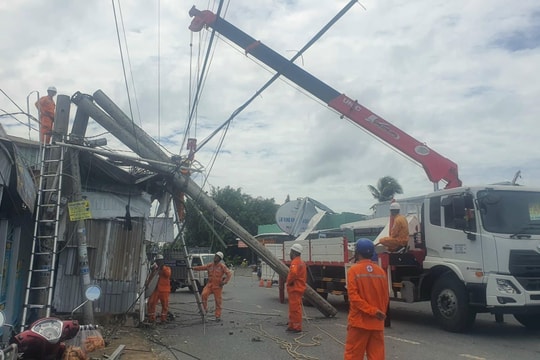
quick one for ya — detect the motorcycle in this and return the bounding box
[4,285,102,360]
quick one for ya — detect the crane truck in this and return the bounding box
[189,6,540,332]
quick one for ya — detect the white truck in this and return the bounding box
[163,251,214,293]
[372,186,540,332]
[267,187,540,333]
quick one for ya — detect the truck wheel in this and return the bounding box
[430,273,476,332]
[514,314,540,330]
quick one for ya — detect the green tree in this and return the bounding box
[183,186,278,253]
[368,176,403,202]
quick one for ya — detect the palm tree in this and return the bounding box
[368,176,403,202]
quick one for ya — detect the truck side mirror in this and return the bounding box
[454,218,477,240]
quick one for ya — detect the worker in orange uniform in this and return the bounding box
[378,202,409,252]
[286,243,307,333]
[344,238,389,360]
[146,254,171,323]
[35,86,57,144]
[193,251,232,321]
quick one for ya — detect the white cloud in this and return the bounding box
[2,0,540,216]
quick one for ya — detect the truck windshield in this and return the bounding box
[201,255,215,264]
[478,190,540,235]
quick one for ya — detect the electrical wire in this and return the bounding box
[157,0,161,143]
[0,110,39,131]
[117,0,143,127]
[195,0,360,154]
[182,0,229,155]
[189,0,361,195]
[111,0,141,156]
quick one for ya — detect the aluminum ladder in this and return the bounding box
[171,202,206,320]
[20,143,66,331]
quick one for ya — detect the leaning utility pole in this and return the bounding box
[72,90,337,318]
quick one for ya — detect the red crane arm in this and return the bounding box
[188,7,461,189]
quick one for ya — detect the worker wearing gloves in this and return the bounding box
[146,254,172,323]
[35,86,57,144]
[193,251,232,321]
[344,238,389,360]
[286,243,307,333]
[378,202,409,252]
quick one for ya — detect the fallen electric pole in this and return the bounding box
[71,90,338,318]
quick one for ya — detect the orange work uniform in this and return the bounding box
[345,259,389,360]
[193,261,232,319]
[147,265,171,322]
[379,214,409,251]
[344,259,389,360]
[286,256,307,331]
[35,95,55,143]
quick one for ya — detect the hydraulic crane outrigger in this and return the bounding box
[189,6,462,190]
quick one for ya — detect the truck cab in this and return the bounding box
[383,185,540,332]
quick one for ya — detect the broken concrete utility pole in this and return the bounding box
[72,90,338,318]
[67,101,96,324]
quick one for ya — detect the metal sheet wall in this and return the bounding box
[53,218,145,314]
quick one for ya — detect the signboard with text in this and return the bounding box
[68,200,92,221]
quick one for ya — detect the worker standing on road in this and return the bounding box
[286,243,307,333]
[193,251,232,321]
[378,202,409,252]
[344,238,389,360]
[35,86,57,144]
[146,254,171,323]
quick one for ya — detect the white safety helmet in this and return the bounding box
[47,86,57,93]
[155,254,164,260]
[215,251,224,260]
[291,243,303,254]
[390,202,401,211]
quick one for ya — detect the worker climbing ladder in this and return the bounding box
[20,143,66,331]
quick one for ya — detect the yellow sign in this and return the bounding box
[68,200,92,221]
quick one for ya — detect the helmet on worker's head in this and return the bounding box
[47,86,57,93]
[155,254,164,260]
[215,251,224,260]
[390,202,401,211]
[355,238,374,258]
[291,243,303,254]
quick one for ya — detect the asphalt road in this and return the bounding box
[147,269,540,360]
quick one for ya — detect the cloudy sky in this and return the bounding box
[1,0,540,215]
